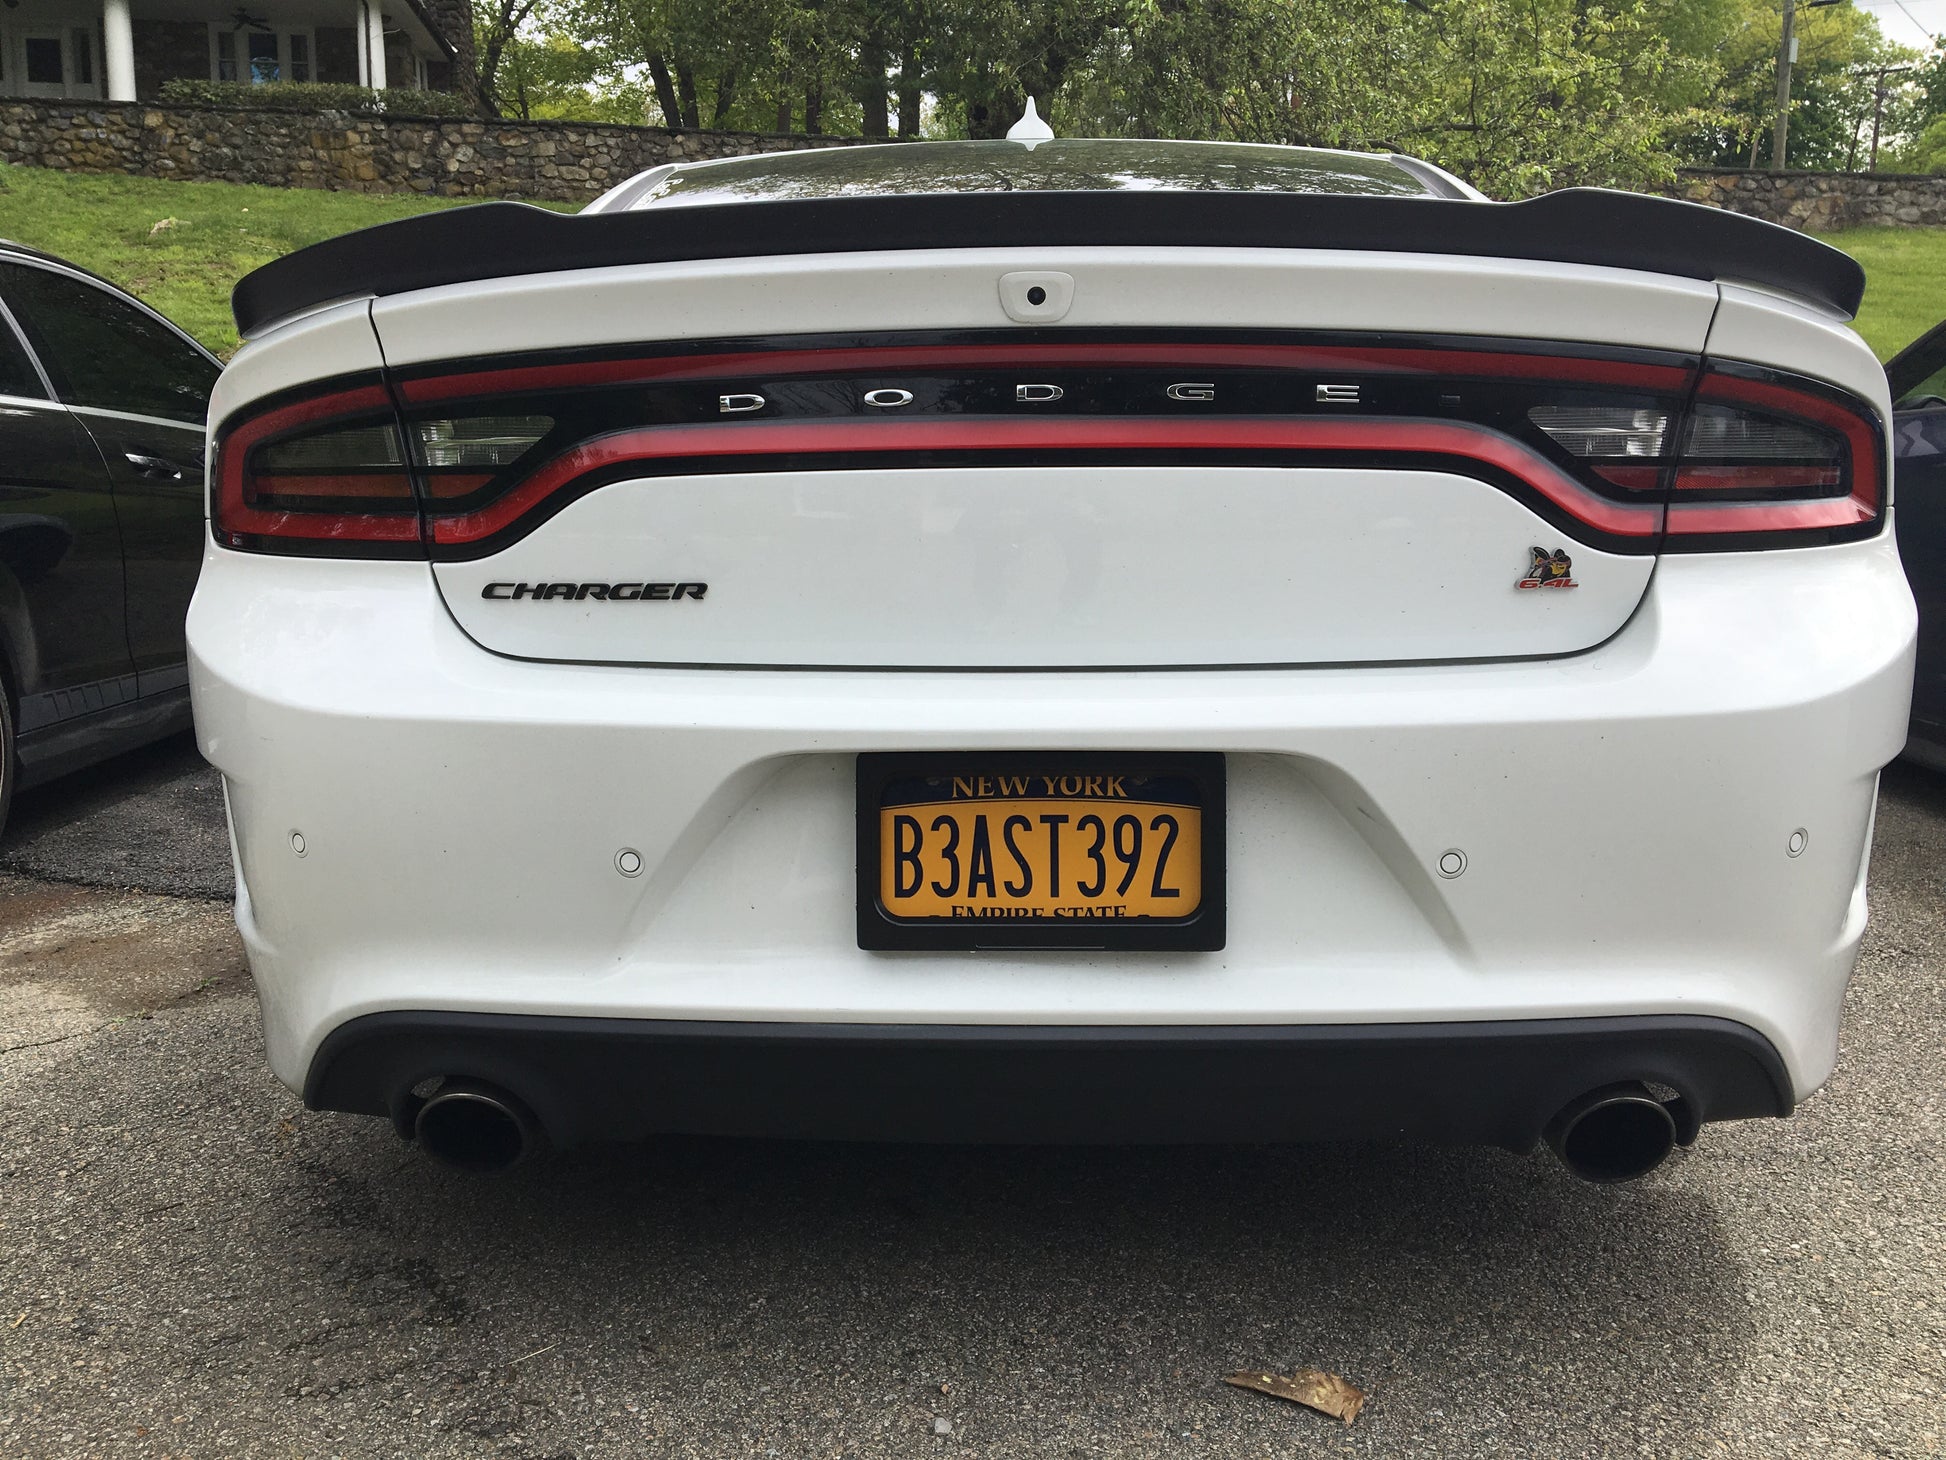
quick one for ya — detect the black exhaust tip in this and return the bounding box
[412,1079,543,1173]
[1545,1082,1680,1183]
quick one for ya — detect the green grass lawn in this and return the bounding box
[1810,227,1946,362]
[0,164,487,355]
[0,163,1940,362]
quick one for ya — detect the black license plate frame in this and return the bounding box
[856,751,1226,952]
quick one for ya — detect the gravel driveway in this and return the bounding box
[1,749,1941,1458]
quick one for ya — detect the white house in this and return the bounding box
[0,0,475,103]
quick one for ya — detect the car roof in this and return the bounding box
[596,138,1467,213]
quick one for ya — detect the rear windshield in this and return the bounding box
[616,139,1438,211]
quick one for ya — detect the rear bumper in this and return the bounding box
[308,1011,1791,1150]
[190,537,1915,1114]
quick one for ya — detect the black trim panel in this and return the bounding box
[305,1011,1793,1150]
[13,686,191,790]
[232,188,1865,337]
[16,672,142,733]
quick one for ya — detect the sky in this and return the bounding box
[1857,0,1946,49]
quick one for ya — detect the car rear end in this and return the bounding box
[189,141,1914,1178]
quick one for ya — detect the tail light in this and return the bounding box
[209,343,1885,559]
[1525,365,1881,545]
[212,389,551,554]
[1527,404,1671,493]
[1663,368,1880,541]
[212,384,420,554]
[415,415,554,500]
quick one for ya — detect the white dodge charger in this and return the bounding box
[189,137,1915,1180]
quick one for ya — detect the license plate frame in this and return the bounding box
[856,751,1226,952]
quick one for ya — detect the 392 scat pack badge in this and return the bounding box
[1517,546,1577,590]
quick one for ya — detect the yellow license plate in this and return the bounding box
[857,755,1225,951]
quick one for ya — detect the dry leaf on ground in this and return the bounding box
[1223,1366,1366,1425]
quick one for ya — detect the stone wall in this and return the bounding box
[0,99,871,202]
[9,102,1946,223]
[1666,167,1946,230]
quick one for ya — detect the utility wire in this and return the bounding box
[1858,0,1941,46]
[1892,0,1934,40]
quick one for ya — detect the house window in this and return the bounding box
[208,26,317,86]
[25,38,64,87]
[12,29,99,98]
[244,30,277,83]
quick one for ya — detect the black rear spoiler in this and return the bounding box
[231,186,1865,338]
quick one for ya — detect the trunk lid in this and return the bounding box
[430,455,1654,668]
[365,249,1715,669]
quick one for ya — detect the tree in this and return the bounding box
[475,0,546,116]
[1398,0,1719,196]
[1059,0,1424,149]
[1067,0,1718,196]
[1675,0,1916,169]
[1879,38,1946,172]
[925,0,1128,138]
[551,0,783,128]
[508,0,1927,192]
[549,0,872,133]
[493,31,653,121]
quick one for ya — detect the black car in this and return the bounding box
[1891,322,1946,768]
[0,243,218,834]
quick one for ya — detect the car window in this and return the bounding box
[1896,361,1946,410]
[622,139,1437,211]
[0,307,44,399]
[0,262,217,425]
[1887,320,1946,409]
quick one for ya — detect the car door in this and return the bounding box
[0,288,133,723]
[1887,322,1946,743]
[0,261,220,691]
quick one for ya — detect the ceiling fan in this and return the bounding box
[228,7,270,30]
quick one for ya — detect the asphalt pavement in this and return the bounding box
[1,732,229,899]
[0,748,1942,1458]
